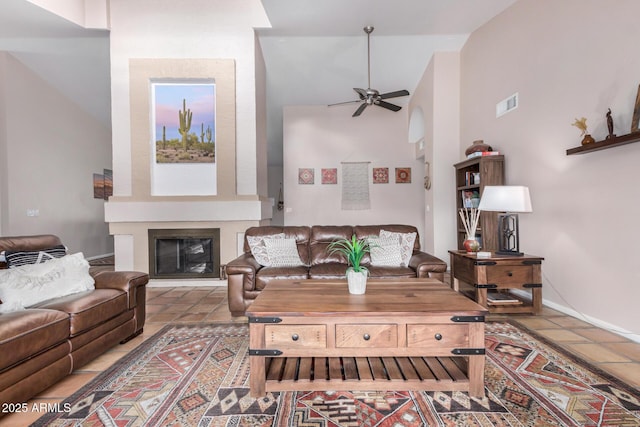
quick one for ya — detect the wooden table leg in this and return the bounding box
[249,323,266,397]
[475,287,488,308]
[452,276,460,292]
[532,287,542,314]
[468,322,485,397]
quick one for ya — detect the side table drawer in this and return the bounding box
[336,324,397,348]
[407,324,469,350]
[486,265,534,287]
[265,325,326,349]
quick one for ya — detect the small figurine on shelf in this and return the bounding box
[606,108,616,139]
[572,117,595,145]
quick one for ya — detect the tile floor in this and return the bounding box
[2,281,639,426]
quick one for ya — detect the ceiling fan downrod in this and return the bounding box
[364,26,374,90]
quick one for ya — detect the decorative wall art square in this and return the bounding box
[373,167,389,184]
[321,168,337,184]
[395,167,412,183]
[298,168,315,184]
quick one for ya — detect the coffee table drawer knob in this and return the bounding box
[434,333,443,341]
[291,334,299,341]
[363,333,371,341]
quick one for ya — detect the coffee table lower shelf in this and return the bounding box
[261,355,474,393]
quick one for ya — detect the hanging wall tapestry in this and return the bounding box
[341,162,370,210]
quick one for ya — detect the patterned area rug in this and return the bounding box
[32,322,640,426]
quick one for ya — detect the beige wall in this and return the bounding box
[282,105,427,247]
[460,0,640,338]
[0,52,112,256]
[409,52,461,261]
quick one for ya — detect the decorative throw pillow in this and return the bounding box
[368,235,403,266]
[0,252,95,313]
[263,238,304,267]
[247,233,285,266]
[379,230,417,266]
[5,244,67,268]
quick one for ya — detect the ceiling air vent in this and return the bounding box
[496,93,518,118]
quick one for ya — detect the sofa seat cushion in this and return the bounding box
[255,266,308,291]
[34,289,128,336]
[309,263,348,279]
[367,265,416,279]
[0,309,70,372]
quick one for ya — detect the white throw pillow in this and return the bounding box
[247,233,285,266]
[368,235,403,266]
[263,238,304,267]
[0,252,95,313]
[380,230,417,266]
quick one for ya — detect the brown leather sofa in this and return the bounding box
[226,225,447,316]
[0,235,148,408]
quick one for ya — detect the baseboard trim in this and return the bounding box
[148,279,227,288]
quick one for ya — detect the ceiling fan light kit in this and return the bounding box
[329,26,410,117]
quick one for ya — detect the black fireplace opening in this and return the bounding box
[148,228,220,279]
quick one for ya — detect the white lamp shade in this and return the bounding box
[478,186,532,213]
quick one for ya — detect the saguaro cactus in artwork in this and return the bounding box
[178,99,192,150]
[162,126,167,149]
[200,123,205,143]
[206,126,213,143]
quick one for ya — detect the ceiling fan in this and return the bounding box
[329,26,410,117]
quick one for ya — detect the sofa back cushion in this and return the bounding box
[0,235,63,269]
[354,225,420,265]
[309,226,354,265]
[354,225,420,251]
[243,226,310,266]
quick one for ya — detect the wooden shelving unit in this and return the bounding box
[566,132,640,155]
[453,156,504,252]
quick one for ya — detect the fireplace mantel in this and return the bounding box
[105,199,272,223]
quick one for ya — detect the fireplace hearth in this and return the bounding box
[148,228,220,279]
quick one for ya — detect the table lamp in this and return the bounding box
[478,186,532,256]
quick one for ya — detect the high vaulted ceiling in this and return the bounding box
[0,0,517,165]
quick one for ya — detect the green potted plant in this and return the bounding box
[328,234,371,294]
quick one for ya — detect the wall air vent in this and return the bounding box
[496,93,518,117]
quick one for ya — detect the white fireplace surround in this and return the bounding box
[105,200,271,222]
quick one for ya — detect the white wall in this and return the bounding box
[0,52,112,256]
[282,105,427,246]
[460,0,640,338]
[108,0,270,197]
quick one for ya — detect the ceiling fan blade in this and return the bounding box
[353,88,368,100]
[380,89,410,99]
[328,99,362,107]
[353,103,368,117]
[375,100,402,112]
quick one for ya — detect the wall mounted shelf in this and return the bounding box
[566,132,640,155]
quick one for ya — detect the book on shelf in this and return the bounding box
[487,292,521,305]
[467,151,501,159]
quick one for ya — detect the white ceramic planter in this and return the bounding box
[346,268,368,294]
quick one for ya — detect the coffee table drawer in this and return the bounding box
[336,324,397,348]
[265,325,327,349]
[407,324,469,350]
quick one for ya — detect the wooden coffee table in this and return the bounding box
[246,278,488,397]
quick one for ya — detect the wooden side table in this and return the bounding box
[448,250,544,314]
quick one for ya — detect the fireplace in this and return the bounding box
[148,228,220,279]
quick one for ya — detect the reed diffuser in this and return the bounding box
[459,208,481,253]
